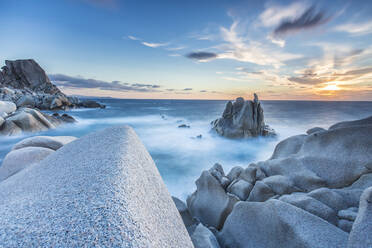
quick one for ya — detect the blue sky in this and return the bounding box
[1,0,372,100]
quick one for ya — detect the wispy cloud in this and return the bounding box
[217,20,301,68]
[50,74,161,92]
[183,88,193,91]
[141,41,169,48]
[273,5,330,37]
[259,2,308,27]
[334,20,372,36]
[127,35,169,48]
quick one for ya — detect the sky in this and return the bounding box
[1,0,372,100]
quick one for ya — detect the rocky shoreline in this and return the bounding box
[0,59,105,135]
[0,116,371,247]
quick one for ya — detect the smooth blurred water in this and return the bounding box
[1,99,372,199]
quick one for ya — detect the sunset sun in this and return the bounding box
[321,84,341,91]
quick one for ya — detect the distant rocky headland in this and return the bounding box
[0,116,371,247]
[0,59,105,135]
[211,94,275,138]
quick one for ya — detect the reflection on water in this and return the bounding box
[1,99,372,199]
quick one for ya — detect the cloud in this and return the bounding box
[217,20,301,68]
[334,20,372,36]
[166,46,186,51]
[259,2,308,27]
[49,74,161,92]
[186,51,218,61]
[273,5,330,36]
[128,35,140,40]
[183,88,193,91]
[200,90,207,92]
[288,66,372,85]
[141,41,168,48]
[127,35,169,48]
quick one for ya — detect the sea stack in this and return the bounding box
[211,93,275,138]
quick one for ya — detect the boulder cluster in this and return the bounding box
[0,59,105,110]
[0,100,76,136]
[211,94,275,138]
[176,116,372,248]
[0,135,77,181]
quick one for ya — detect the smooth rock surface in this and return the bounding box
[187,170,238,229]
[0,126,193,247]
[0,146,54,181]
[12,136,77,151]
[347,187,372,248]
[191,223,220,248]
[218,200,348,248]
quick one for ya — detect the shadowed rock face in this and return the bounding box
[0,126,193,247]
[1,59,61,94]
[0,59,105,110]
[211,94,275,138]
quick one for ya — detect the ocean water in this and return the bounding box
[1,99,372,199]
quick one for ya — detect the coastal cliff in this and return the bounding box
[0,59,104,110]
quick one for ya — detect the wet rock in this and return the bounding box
[191,223,220,248]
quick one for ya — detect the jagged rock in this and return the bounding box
[6,108,55,132]
[0,146,54,181]
[279,193,338,225]
[0,60,105,110]
[211,94,275,138]
[226,179,253,201]
[0,116,4,127]
[191,223,220,248]
[12,136,77,151]
[247,181,275,202]
[187,170,239,229]
[0,108,75,136]
[218,200,348,248]
[347,187,372,248]
[262,175,299,195]
[307,187,348,211]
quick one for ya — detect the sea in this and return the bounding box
[1,99,372,199]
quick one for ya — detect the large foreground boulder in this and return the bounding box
[0,126,193,247]
[211,94,275,138]
[218,200,348,248]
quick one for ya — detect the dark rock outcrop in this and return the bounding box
[211,94,275,138]
[0,59,105,110]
